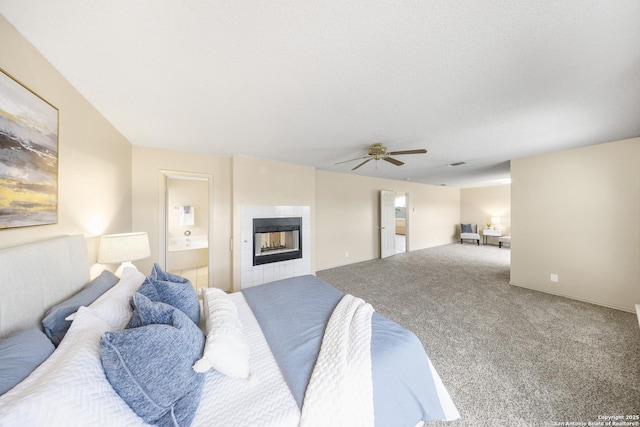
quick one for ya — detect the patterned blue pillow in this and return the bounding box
[461,223,473,233]
[150,263,190,284]
[138,275,200,325]
[127,292,175,329]
[101,293,205,426]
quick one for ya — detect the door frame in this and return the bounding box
[159,169,214,287]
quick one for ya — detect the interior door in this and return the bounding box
[380,190,396,259]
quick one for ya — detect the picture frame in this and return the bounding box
[0,68,59,229]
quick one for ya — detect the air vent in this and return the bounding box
[448,161,467,167]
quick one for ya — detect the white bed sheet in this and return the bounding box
[192,292,300,426]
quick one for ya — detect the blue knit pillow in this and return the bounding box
[138,275,200,325]
[461,223,473,233]
[101,294,205,426]
[150,263,191,284]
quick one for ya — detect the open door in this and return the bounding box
[380,190,396,258]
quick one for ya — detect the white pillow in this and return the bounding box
[89,268,146,330]
[0,307,145,426]
[193,288,250,379]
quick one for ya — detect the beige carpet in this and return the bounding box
[317,243,640,427]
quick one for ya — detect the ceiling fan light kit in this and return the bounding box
[336,143,427,171]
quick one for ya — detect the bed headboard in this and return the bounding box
[0,235,90,338]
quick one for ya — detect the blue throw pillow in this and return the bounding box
[42,270,119,345]
[150,263,191,284]
[127,292,178,329]
[461,223,473,233]
[101,293,205,426]
[0,328,55,395]
[138,275,200,325]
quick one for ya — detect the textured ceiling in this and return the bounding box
[1,1,639,187]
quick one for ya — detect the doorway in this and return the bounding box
[380,190,409,259]
[160,171,213,295]
[394,193,407,254]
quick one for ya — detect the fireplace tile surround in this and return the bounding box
[241,205,311,288]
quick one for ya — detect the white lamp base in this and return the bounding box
[115,261,139,278]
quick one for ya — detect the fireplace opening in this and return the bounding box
[253,217,302,266]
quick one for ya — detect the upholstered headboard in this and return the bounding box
[0,235,89,338]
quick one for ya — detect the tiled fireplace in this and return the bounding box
[241,205,310,288]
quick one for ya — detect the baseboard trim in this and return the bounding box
[509,281,635,314]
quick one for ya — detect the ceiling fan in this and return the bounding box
[335,143,428,170]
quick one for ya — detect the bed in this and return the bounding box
[0,235,459,426]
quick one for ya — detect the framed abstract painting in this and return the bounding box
[0,68,59,229]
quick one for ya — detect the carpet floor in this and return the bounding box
[316,243,640,427]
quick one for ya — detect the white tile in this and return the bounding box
[241,275,251,287]
[262,263,274,273]
[242,281,256,290]
[252,269,263,284]
[263,268,274,283]
[283,263,294,278]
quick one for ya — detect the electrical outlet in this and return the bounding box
[345,251,349,258]
[550,273,559,283]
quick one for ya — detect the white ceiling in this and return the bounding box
[2,1,639,187]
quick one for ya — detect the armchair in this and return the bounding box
[460,224,480,245]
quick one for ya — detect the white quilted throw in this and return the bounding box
[300,294,375,427]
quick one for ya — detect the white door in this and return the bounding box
[380,190,396,259]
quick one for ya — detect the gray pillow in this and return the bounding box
[461,223,473,233]
[0,328,55,395]
[101,293,205,426]
[138,274,200,325]
[42,270,119,346]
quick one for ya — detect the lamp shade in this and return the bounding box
[98,232,150,264]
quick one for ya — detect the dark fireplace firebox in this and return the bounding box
[253,217,302,266]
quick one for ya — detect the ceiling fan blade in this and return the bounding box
[383,157,404,166]
[387,149,427,155]
[352,158,372,170]
[334,155,369,165]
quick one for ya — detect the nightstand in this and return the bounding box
[482,229,502,245]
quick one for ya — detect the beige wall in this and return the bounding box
[511,137,640,313]
[461,184,511,239]
[0,16,132,272]
[131,146,232,289]
[315,170,460,270]
[231,156,317,291]
[133,152,459,290]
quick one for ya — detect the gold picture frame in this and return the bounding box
[0,68,59,229]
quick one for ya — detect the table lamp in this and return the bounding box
[490,216,501,229]
[98,232,150,277]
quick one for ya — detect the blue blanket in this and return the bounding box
[242,275,451,427]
